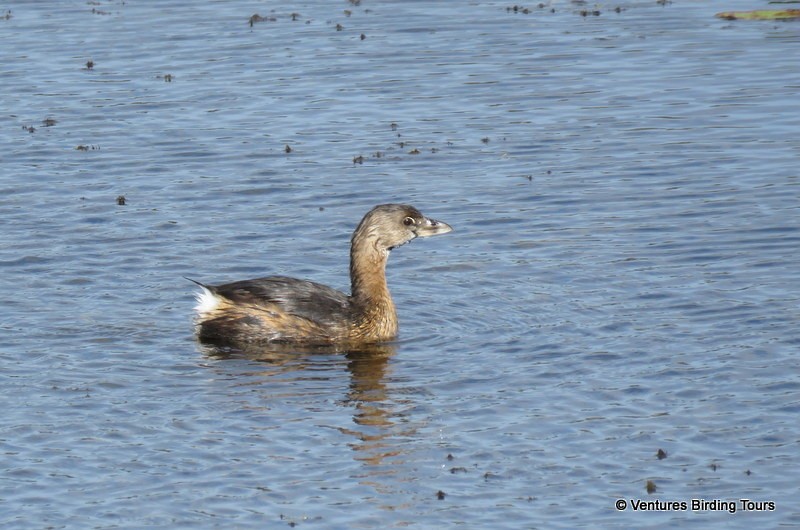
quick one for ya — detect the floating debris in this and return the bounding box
[75,144,100,151]
[716,9,800,20]
[506,4,553,14]
[507,5,531,14]
[248,13,276,27]
[646,480,657,494]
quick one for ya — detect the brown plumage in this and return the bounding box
[191,204,452,346]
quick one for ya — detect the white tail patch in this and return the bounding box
[194,286,220,317]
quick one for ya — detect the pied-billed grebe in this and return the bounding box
[191,204,452,346]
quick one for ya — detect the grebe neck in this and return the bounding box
[349,240,397,340]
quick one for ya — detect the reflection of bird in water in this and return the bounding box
[344,346,394,425]
[341,345,412,466]
[190,204,452,347]
[201,341,409,469]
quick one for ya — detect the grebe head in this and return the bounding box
[353,204,453,252]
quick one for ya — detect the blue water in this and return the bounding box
[2,1,799,528]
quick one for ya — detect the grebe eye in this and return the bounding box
[403,216,415,226]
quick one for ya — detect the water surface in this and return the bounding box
[2,1,799,528]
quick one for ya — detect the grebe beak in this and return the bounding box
[416,216,453,238]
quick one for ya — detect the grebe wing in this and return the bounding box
[210,276,350,325]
